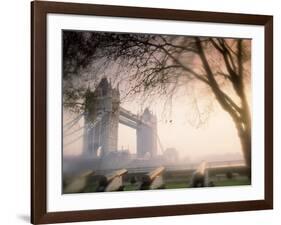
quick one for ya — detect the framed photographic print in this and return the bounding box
[31,1,273,224]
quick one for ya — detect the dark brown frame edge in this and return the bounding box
[31,1,273,224]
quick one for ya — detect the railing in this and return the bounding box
[120,160,245,174]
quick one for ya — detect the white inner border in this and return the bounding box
[47,14,265,212]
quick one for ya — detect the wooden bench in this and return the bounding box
[191,161,209,187]
[140,166,165,190]
[96,169,128,192]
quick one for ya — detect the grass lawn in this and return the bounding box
[165,182,190,189]
[63,168,251,193]
[213,177,250,187]
[81,177,250,193]
[123,184,139,191]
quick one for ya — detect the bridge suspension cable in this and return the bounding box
[64,133,84,148]
[156,133,165,154]
[63,112,106,148]
[145,123,165,154]
[64,125,85,137]
[63,112,84,132]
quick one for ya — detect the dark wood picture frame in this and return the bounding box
[31,1,273,224]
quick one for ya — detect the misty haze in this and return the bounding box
[62,30,251,193]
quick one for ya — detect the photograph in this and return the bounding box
[62,30,252,194]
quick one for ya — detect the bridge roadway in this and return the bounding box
[119,107,151,129]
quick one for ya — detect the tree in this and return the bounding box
[63,32,252,174]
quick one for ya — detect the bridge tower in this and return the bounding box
[137,108,158,158]
[83,78,120,157]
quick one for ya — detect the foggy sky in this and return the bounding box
[63,33,251,163]
[63,80,247,162]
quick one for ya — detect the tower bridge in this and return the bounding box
[83,78,158,158]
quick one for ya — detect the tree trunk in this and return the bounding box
[239,125,251,179]
[194,38,252,179]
